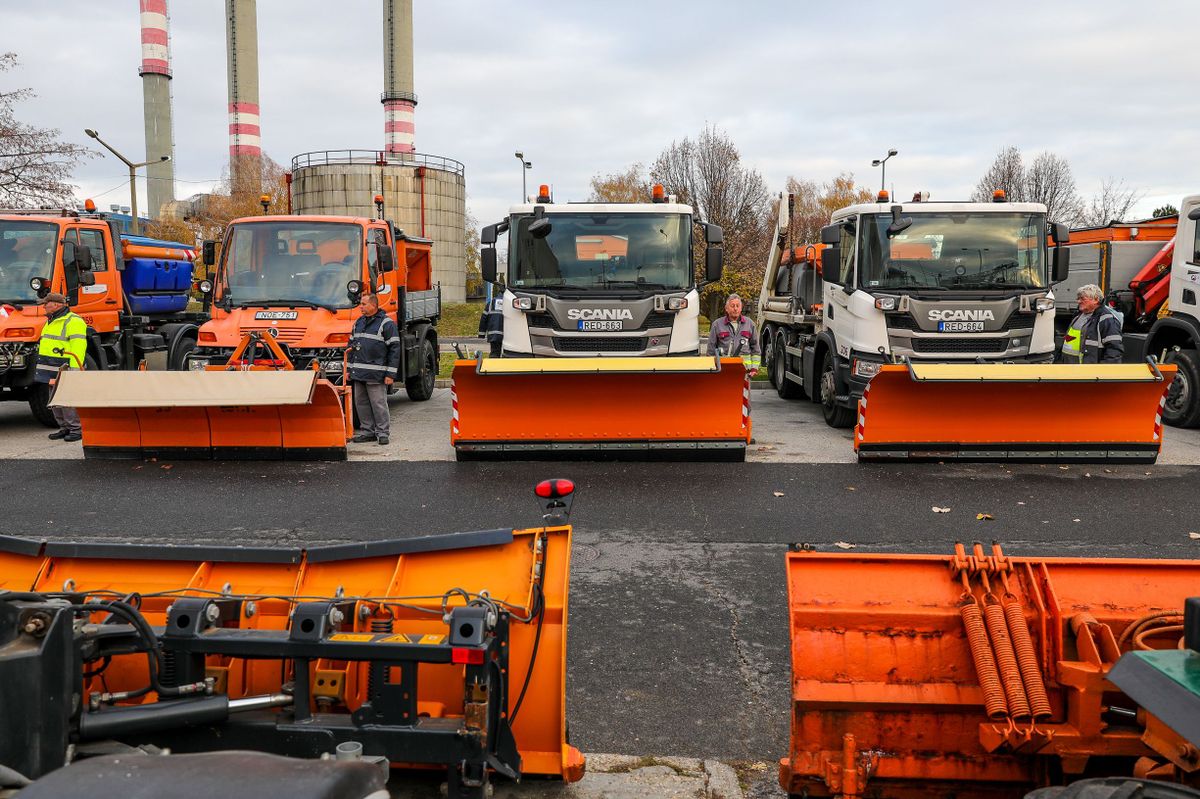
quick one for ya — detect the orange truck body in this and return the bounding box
[0,210,203,426]
[192,215,439,394]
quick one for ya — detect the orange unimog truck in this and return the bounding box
[0,207,205,426]
[190,208,441,401]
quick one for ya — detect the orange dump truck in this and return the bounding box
[189,211,440,400]
[0,207,205,426]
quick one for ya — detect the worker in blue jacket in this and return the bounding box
[348,293,401,445]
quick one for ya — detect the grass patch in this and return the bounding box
[726,760,770,794]
[437,351,457,378]
[604,756,688,775]
[438,301,485,337]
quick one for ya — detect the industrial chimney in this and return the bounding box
[139,0,176,218]
[382,0,416,154]
[225,0,262,193]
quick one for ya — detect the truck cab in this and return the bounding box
[1143,194,1200,426]
[479,186,723,357]
[759,194,1071,427]
[191,214,441,399]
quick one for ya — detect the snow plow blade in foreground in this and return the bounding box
[0,483,583,798]
[781,543,1200,798]
[855,359,1176,463]
[50,331,349,461]
[450,355,751,461]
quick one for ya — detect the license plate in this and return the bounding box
[578,320,623,331]
[254,311,298,320]
[938,321,984,332]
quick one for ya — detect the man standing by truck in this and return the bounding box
[349,293,401,445]
[35,292,87,442]
[708,294,760,376]
[1060,284,1124,364]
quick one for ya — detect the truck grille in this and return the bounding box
[240,326,305,343]
[911,337,1008,354]
[1004,311,1037,329]
[886,314,919,330]
[553,337,648,353]
[889,311,1038,332]
[527,312,674,332]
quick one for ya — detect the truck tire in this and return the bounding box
[404,337,437,402]
[774,338,805,400]
[1163,349,1200,428]
[168,337,196,371]
[819,348,854,428]
[29,355,99,428]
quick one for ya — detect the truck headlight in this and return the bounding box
[667,296,688,310]
[873,295,897,311]
[853,359,882,378]
[511,296,533,311]
[187,357,208,371]
[1035,297,1055,312]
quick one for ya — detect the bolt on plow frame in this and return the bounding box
[855,359,1177,463]
[50,330,350,461]
[781,542,1200,798]
[0,481,584,798]
[450,354,752,461]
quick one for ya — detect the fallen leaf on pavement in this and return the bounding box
[1073,518,1081,522]
[846,486,856,491]
[931,506,951,513]
[773,491,785,497]
[976,513,994,521]
[834,541,856,549]
[1017,501,1026,505]
[160,464,173,470]
[1189,532,1200,540]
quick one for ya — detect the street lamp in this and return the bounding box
[84,128,170,235]
[514,150,532,201]
[870,148,899,195]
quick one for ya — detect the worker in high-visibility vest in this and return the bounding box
[35,292,88,442]
[707,293,761,374]
[1060,284,1124,364]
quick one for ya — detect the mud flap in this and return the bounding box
[854,360,1176,463]
[450,355,751,461]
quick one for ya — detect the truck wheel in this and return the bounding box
[404,337,437,402]
[819,349,854,428]
[169,337,196,371]
[1163,349,1200,428]
[29,355,99,428]
[774,338,805,400]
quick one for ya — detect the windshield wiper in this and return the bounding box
[233,299,337,313]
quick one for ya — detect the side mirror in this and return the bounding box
[481,223,498,246]
[820,224,841,246]
[347,279,363,303]
[1188,207,1200,221]
[886,205,912,237]
[377,244,394,273]
[1051,222,1070,245]
[704,246,723,283]
[481,248,497,284]
[1052,246,1071,283]
[529,218,552,239]
[74,244,93,272]
[700,222,724,245]
[821,247,840,282]
[202,240,217,266]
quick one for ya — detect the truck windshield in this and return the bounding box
[509,213,692,290]
[221,221,362,309]
[0,220,56,303]
[859,212,1046,290]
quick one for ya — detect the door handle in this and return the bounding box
[104,299,117,304]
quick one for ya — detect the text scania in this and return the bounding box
[566,308,635,321]
[927,309,996,322]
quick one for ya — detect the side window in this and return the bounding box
[366,229,388,285]
[76,229,108,272]
[1192,218,1200,266]
[839,222,856,286]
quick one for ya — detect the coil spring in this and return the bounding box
[1003,596,1051,719]
[367,618,394,700]
[984,598,1031,719]
[961,600,1008,720]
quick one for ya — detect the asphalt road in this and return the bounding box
[6,458,1200,773]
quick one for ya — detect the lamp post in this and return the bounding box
[871,148,899,195]
[84,129,170,235]
[514,150,532,201]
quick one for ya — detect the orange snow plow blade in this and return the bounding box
[450,355,751,461]
[855,360,1176,463]
[781,543,1200,798]
[0,523,583,783]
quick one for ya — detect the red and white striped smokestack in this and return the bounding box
[225,0,262,191]
[383,0,416,154]
[139,0,175,217]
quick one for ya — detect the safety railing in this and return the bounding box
[290,150,465,177]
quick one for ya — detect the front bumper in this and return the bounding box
[0,343,37,391]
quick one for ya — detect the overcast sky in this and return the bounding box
[6,1,1197,226]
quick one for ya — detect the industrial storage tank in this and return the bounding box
[290,150,466,303]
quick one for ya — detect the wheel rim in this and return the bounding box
[820,363,836,408]
[1166,367,1190,418]
[423,344,436,391]
[774,347,785,390]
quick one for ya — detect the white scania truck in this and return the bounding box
[479,185,723,356]
[757,191,1071,427]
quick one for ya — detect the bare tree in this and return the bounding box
[589,163,651,203]
[1023,152,1082,224]
[971,146,1025,202]
[1077,178,1144,227]
[650,125,771,319]
[0,53,91,207]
